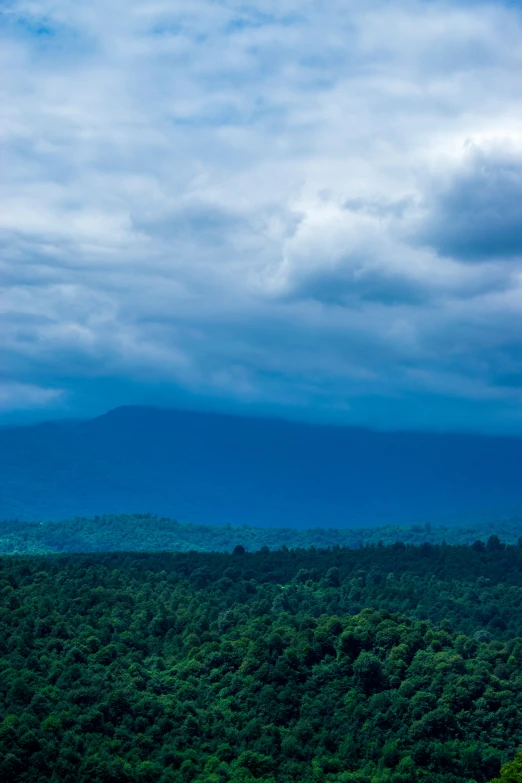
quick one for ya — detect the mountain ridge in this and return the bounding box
[2,404,522,526]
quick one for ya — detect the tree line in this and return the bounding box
[1,513,522,555]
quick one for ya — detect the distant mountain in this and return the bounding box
[2,405,522,527]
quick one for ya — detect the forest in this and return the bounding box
[2,513,522,555]
[2,539,522,782]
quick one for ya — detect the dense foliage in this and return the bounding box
[491,750,522,782]
[2,542,522,782]
[2,513,522,555]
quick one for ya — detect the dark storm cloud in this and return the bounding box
[419,148,522,261]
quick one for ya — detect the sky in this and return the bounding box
[2,0,522,432]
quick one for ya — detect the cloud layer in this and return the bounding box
[2,0,522,430]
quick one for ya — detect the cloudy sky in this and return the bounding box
[2,0,522,431]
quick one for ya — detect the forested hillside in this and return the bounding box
[3,405,522,526]
[2,542,522,782]
[1,513,522,555]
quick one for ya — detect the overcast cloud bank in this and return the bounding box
[2,0,522,431]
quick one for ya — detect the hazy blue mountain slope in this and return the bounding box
[2,405,522,526]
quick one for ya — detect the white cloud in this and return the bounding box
[0,381,64,411]
[2,0,522,429]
